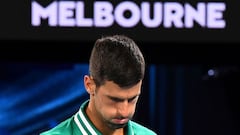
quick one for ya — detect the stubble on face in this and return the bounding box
[90,80,141,133]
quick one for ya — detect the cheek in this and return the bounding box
[129,100,139,114]
[94,95,116,114]
[130,103,137,112]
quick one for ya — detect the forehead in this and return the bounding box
[98,80,142,97]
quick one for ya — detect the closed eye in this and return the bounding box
[128,96,138,102]
[108,95,139,103]
[110,97,124,102]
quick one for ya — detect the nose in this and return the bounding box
[117,100,129,117]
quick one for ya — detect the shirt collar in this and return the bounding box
[74,100,134,135]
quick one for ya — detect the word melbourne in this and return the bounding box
[31,1,226,29]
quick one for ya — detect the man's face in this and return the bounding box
[93,80,142,129]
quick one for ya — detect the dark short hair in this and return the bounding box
[89,35,145,88]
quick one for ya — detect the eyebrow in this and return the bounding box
[107,94,140,102]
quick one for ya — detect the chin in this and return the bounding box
[108,123,127,129]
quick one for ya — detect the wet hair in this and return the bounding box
[89,35,145,88]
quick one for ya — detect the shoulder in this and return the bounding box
[40,117,74,135]
[129,121,157,135]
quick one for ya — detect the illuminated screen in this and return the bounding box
[0,0,239,43]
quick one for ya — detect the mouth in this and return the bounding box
[112,118,129,124]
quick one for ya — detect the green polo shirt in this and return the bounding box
[40,100,157,135]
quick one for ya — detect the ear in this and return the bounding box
[84,75,96,95]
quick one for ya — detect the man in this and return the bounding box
[40,35,157,135]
